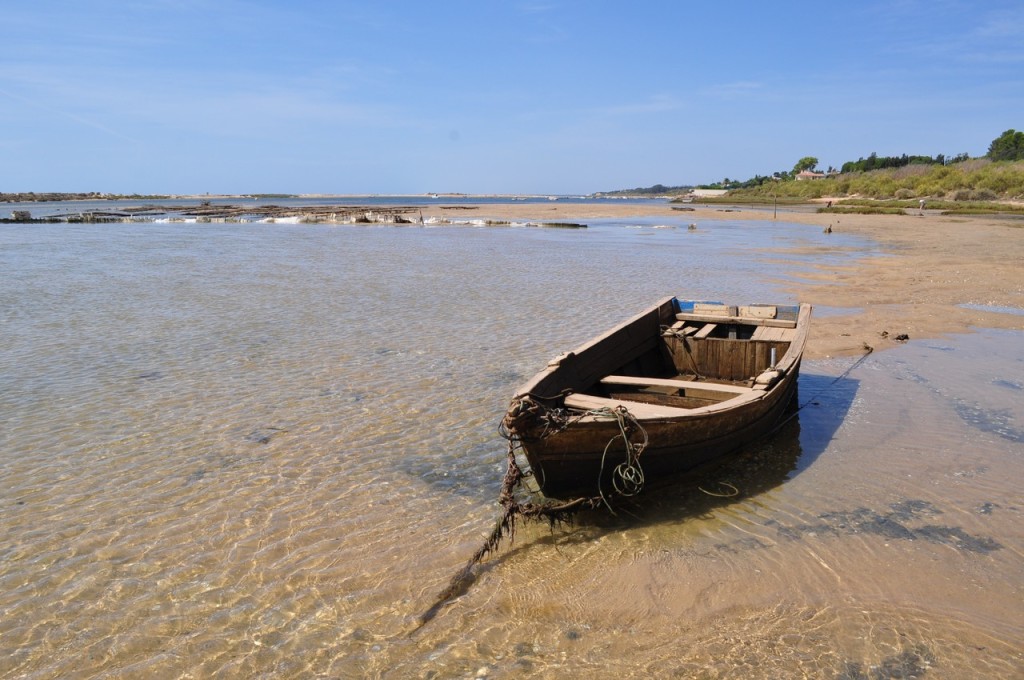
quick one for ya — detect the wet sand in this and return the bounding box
[421,202,1024,359]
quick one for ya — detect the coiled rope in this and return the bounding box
[595,405,648,509]
[418,346,873,630]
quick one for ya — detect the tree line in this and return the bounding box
[840,151,970,173]
[694,129,1020,192]
[987,129,1024,161]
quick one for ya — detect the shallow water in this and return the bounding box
[1,217,1021,678]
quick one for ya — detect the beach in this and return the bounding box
[420,201,1024,358]
[1,205,1022,677]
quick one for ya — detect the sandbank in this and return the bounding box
[419,202,1024,360]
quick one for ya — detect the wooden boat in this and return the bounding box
[502,297,811,499]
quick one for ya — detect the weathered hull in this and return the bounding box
[522,363,799,497]
[505,297,811,500]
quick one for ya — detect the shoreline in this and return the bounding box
[419,202,1024,360]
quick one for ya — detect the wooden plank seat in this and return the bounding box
[601,375,753,394]
[563,393,692,418]
[676,312,797,329]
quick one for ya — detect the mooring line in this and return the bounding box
[415,347,875,632]
[785,345,874,426]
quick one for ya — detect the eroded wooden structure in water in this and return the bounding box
[2,204,423,224]
[4,204,587,228]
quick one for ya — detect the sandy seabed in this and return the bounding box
[420,202,1024,360]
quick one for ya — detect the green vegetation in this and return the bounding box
[987,129,1024,161]
[720,159,1024,202]
[793,156,819,173]
[660,130,1024,206]
[825,198,1024,216]
[829,198,1024,211]
[597,183,693,196]
[817,206,908,215]
[840,151,969,173]
[682,130,1024,205]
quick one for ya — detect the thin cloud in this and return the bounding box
[875,4,1024,66]
[2,56,407,143]
[0,85,141,144]
[971,7,1024,38]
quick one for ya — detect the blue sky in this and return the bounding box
[2,1,1022,195]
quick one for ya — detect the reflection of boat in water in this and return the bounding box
[502,297,811,500]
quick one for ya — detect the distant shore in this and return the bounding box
[4,195,1021,359]
[418,201,1024,360]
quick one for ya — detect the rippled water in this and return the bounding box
[1,217,1021,678]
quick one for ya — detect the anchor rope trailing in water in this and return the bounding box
[417,399,643,629]
[775,344,875,433]
[419,348,874,629]
[415,439,602,629]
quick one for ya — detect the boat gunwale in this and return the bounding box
[505,297,811,496]
[512,295,677,401]
[511,298,810,417]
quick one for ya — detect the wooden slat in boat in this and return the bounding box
[563,393,692,418]
[694,323,717,339]
[738,305,777,318]
[671,335,793,382]
[676,312,797,328]
[601,375,752,394]
[567,388,766,419]
[693,302,736,316]
[751,326,796,342]
[662,320,698,337]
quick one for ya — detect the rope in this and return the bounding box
[699,482,739,497]
[662,324,704,379]
[590,406,648,511]
[418,347,874,630]
[772,345,874,433]
[414,437,602,631]
[504,398,650,510]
